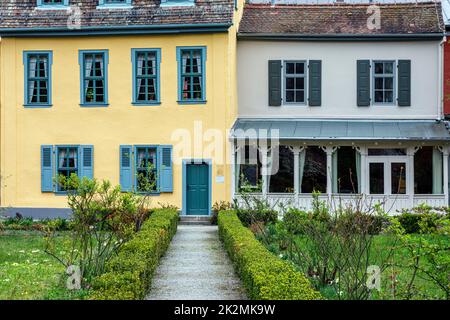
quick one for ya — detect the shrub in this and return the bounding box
[397,211,444,234]
[211,201,232,225]
[283,208,309,235]
[89,208,178,300]
[218,210,321,300]
[236,209,277,227]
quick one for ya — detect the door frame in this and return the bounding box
[182,159,212,216]
[366,155,409,195]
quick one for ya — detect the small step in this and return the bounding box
[179,216,211,225]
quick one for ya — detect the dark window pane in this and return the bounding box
[286,90,294,102]
[295,63,304,74]
[374,90,383,103]
[286,78,294,90]
[391,162,406,194]
[385,91,393,103]
[385,77,393,90]
[414,147,433,194]
[295,77,304,90]
[374,63,383,74]
[384,62,394,74]
[337,146,358,194]
[301,146,327,193]
[368,149,406,156]
[286,63,294,74]
[369,163,384,194]
[375,78,383,90]
[269,146,294,193]
[295,90,304,103]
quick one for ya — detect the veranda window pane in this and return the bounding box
[337,146,358,194]
[369,163,384,194]
[269,146,294,193]
[391,162,406,195]
[301,146,327,193]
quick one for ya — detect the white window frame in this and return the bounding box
[372,60,396,106]
[283,60,307,106]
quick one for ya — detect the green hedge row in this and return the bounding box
[89,208,178,300]
[218,210,322,300]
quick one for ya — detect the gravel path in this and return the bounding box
[146,225,247,300]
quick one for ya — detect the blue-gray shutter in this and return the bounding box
[41,145,54,192]
[159,145,173,193]
[357,60,371,106]
[268,60,282,106]
[308,60,322,106]
[398,60,411,107]
[80,145,93,180]
[120,145,133,192]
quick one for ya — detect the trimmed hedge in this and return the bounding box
[218,210,322,300]
[89,208,178,300]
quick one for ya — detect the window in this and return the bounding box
[24,51,52,107]
[373,61,395,104]
[57,146,79,191]
[177,47,206,103]
[269,146,294,193]
[301,146,327,193]
[160,0,195,7]
[135,147,158,193]
[41,145,93,193]
[79,50,108,106]
[132,49,161,104]
[119,145,173,194]
[284,61,306,104]
[414,147,443,194]
[336,147,359,194]
[98,0,132,7]
[37,0,69,7]
[237,145,262,192]
[368,148,406,156]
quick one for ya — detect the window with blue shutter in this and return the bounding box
[159,145,173,192]
[120,145,133,192]
[41,145,54,192]
[120,144,173,194]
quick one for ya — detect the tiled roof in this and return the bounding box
[239,2,444,36]
[0,0,233,31]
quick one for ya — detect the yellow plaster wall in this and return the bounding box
[0,31,237,209]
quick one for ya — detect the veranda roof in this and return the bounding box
[231,119,450,141]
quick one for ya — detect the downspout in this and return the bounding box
[438,36,446,120]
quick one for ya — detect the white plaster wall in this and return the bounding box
[237,41,441,119]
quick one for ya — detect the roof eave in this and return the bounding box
[237,33,444,41]
[0,23,232,37]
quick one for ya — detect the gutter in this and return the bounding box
[237,33,445,41]
[0,23,232,37]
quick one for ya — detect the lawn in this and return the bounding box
[0,230,87,300]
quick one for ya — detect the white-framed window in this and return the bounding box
[283,60,306,105]
[372,60,395,105]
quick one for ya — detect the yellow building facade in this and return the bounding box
[0,1,243,217]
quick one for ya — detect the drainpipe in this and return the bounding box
[438,36,446,120]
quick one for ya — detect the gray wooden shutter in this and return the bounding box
[308,60,322,106]
[357,60,371,107]
[268,60,282,106]
[397,60,411,107]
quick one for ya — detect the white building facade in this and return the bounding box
[231,2,450,213]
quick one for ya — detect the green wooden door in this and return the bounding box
[186,163,209,215]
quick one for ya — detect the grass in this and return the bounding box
[0,230,88,300]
